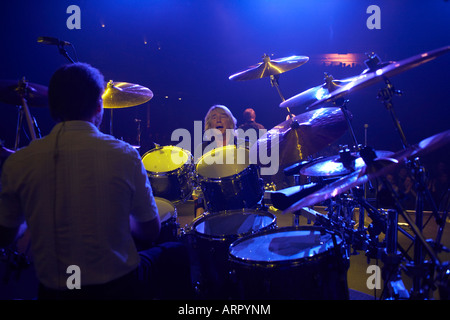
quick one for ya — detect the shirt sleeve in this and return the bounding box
[130,154,159,222]
[0,157,25,228]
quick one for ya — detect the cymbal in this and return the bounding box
[279,73,356,110]
[300,149,394,177]
[250,107,349,168]
[102,80,153,109]
[307,45,450,109]
[229,54,309,81]
[283,129,450,214]
[0,79,48,108]
[390,128,450,164]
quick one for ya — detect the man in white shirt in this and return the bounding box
[0,63,192,299]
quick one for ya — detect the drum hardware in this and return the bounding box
[285,129,450,299]
[0,78,46,148]
[267,183,324,210]
[102,80,153,135]
[282,46,450,299]
[134,118,142,148]
[374,70,446,298]
[37,36,77,64]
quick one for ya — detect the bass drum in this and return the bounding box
[229,226,350,300]
[184,209,277,299]
[196,145,264,213]
[142,146,194,203]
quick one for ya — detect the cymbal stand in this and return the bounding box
[269,74,296,120]
[334,98,360,152]
[377,77,443,299]
[135,118,142,148]
[14,78,40,149]
[334,98,372,241]
[380,174,441,299]
[377,78,408,149]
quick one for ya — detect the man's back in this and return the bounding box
[1,121,157,289]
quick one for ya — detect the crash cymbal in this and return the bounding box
[279,73,356,110]
[283,129,450,214]
[300,149,394,177]
[102,80,153,109]
[307,45,450,109]
[390,129,450,164]
[250,107,349,168]
[0,79,48,108]
[229,54,309,81]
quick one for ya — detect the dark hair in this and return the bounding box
[243,108,256,122]
[48,62,105,122]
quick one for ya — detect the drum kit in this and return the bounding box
[177,46,450,300]
[1,44,449,300]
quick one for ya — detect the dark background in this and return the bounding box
[1,0,449,167]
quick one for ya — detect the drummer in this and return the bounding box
[193,104,243,217]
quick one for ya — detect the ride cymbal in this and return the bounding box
[102,80,153,109]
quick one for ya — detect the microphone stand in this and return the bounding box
[57,42,75,64]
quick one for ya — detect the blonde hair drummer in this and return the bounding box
[203,104,237,148]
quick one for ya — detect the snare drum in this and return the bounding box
[154,197,179,244]
[229,226,350,300]
[196,145,264,212]
[184,209,277,299]
[142,146,194,203]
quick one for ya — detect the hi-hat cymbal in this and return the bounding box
[307,45,450,110]
[279,73,357,110]
[102,80,153,109]
[250,107,349,168]
[283,129,450,214]
[0,79,48,108]
[300,149,394,177]
[229,54,309,81]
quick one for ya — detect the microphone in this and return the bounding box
[37,36,71,46]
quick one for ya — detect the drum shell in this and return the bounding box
[198,164,264,212]
[183,209,277,299]
[228,226,350,300]
[142,146,194,203]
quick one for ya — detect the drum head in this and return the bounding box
[193,210,276,239]
[155,197,176,223]
[229,226,341,264]
[196,145,250,179]
[142,146,190,173]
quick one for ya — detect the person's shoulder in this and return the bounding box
[99,136,141,159]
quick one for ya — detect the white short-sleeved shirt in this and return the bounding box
[0,121,158,289]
